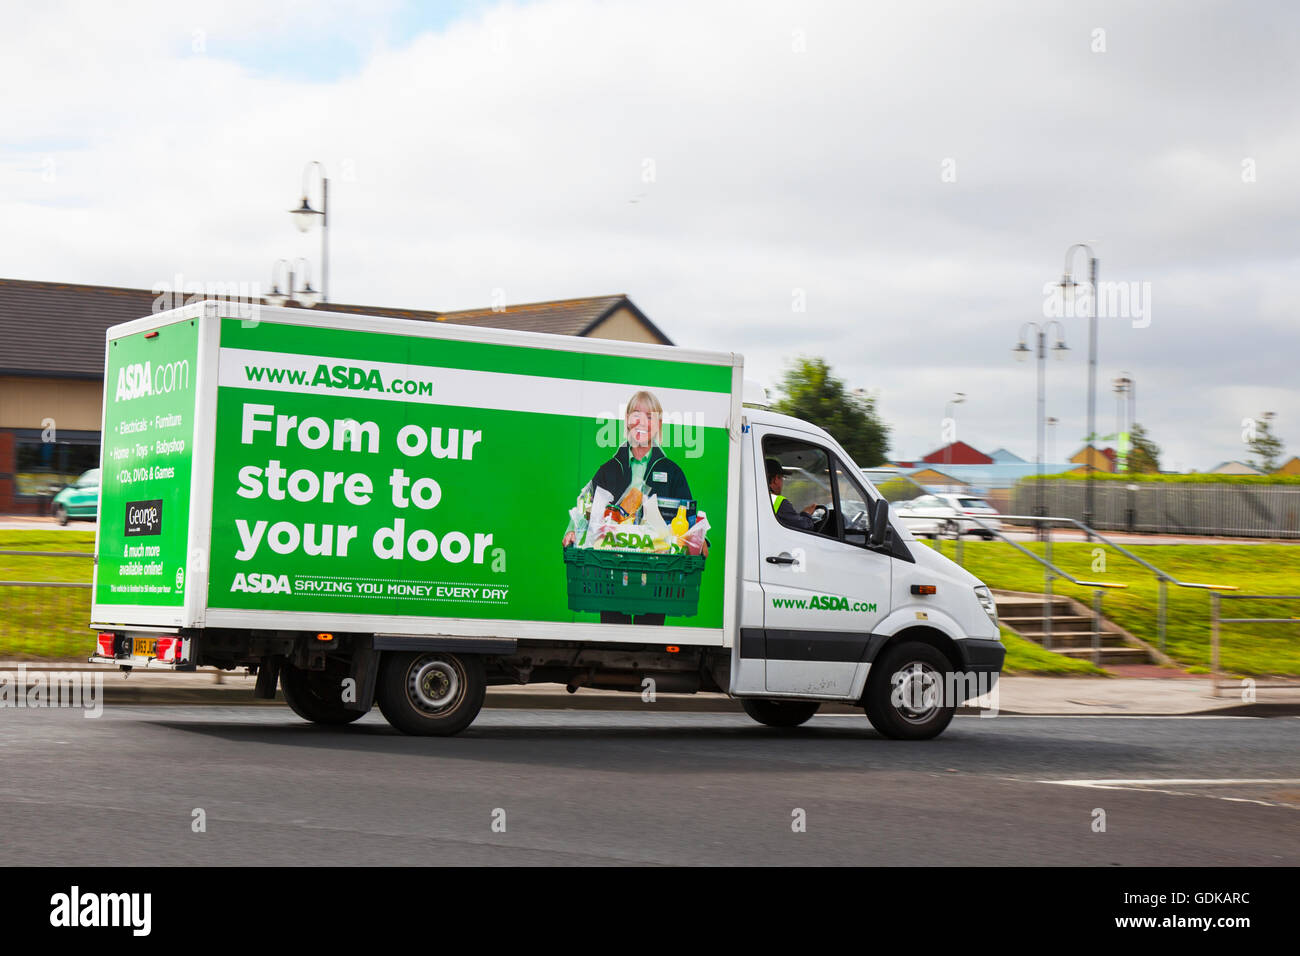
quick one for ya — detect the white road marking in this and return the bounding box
[1042,778,1300,786]
[1033,777,1300,810]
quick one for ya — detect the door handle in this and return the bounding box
[766,554,796,565]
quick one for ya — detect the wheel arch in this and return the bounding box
[872,625,964,674]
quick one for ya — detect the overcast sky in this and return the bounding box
[3,0,1297,471]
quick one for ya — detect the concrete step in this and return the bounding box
[1014,631,1131,649]
[994,590,1160,665]
[1002,615,1098,632]
[1050,647,1152,664]
[996,600,1074,615]
[995,594,1074,606]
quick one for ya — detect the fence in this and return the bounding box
[946,512,1236,652]
[1011,481,1300,538]
[0,550,93,659]
[1210,592,1300,697]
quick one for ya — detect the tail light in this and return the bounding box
[155,637,186,662]
[97,632,116,657]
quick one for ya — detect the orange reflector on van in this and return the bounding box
[666,645,680,653]
[316,633,334,642]
[911,585,937,595]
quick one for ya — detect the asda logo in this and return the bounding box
[601,531,655,550]
[115,359,190,401]
[230,572,291,593]
[312,364,385,390]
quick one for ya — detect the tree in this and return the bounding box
[1247,413,1284,473]
[772,357,890,466]
[1127,422,1161,474]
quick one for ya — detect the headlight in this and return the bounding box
[974,585,998,628]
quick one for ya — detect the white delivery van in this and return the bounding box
[89,301,1003,739]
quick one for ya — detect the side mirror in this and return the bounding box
[870,498,891,547]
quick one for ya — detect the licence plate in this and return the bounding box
[132,637,156,657]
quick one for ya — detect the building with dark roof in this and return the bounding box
[0,277,670,513]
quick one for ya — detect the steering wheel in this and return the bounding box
[808,504,830,532]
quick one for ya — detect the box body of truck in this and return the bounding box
[90,300,1002,738]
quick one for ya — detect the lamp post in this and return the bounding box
[289,161,329,303]
[943,392,966,481]
[265,258,321,309]
[1014,321,1068,530]
[1113,372,1134,471]
[1059,243,1098,530]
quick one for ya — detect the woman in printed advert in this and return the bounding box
[562,389,700,625]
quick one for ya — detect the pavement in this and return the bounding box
[3,659,1298,716]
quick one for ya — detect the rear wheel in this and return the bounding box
[741,698,820,728]
[863,641,955,740]
[376,652,485,736]
[280,660,366,725]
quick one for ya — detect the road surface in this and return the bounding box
[0,707,1295,865]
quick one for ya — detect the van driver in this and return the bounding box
[766,458,822,531]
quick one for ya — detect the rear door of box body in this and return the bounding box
[92,314,202,628]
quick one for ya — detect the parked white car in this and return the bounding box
[893,494,1004,538]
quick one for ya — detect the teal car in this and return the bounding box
[51,468,100,525]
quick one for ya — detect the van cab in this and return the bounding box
[730,405,1004,738]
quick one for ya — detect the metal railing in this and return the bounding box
[930,517,1127,652]
[1210,593,1300,697]
[0,550,94,659]
[951,515,1237,651]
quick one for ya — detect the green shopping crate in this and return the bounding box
[562,547,706,617]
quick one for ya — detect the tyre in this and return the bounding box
[280,660,366,725]
[53,503,68,526]
[863,641,955,740]
[376,652,485,736]
[741,697,821,728]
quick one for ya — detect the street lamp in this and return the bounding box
[289,161,329,303]
[943,392,965,477]
[1113,372,1135,471]
[1015,321,1068,530]
[265,258,320,309]
[1059,242,1099,531]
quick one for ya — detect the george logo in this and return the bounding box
[230,572,291,593]
[124,499,162,536]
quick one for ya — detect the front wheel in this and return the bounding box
[280,660,366,725]
[53,503,69,526]
[741,698,820,728]
[376,652,485,736]
[863,641,955,740]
